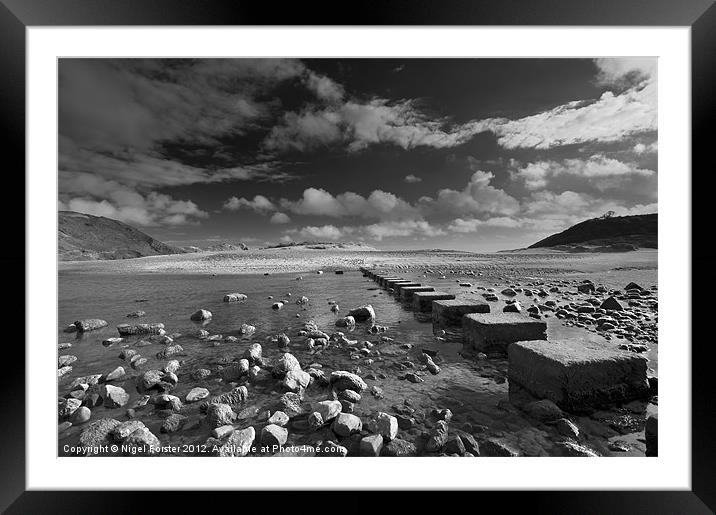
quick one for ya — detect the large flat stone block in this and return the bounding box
[385,279,414,290]
[378,277,400,287]
[412,292,455,312]
[400,286,435,301]
[394,282,422,294]
[462,312,546,354]
[507,338,650,411]
[432,299,490,326]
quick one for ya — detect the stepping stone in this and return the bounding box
[400,286,435,301]
[462,312,546,354]
[432,299,490,326]
[508,338,650,411]
[412,292,456,313]
[385,279,414,290]
[393,282,422,294]
[379,277,401,287]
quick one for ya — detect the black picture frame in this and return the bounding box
[3,0,713,512]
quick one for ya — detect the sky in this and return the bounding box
[57,58,657,252]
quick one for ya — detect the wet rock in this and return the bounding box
[119,349,138,361]
[130,357,147,370]
[444,435,466,455]
[557,440,599,457]
[338,389,361,403]
[243,343,262,363]
[360,434,384,456]
[273,353,301,377]
[99,384,129,408]
[282,369,311,392]
[376,412,399,441]
[155,344,184,360]
[313,400,342,422]
[479,439,519,457]
[237,323,256,338]
[524,399,563,422]
[70,406,92,425]
[426,420,449,452]
[420,354,441,375]
[78,418,121,451]
[111,420,147,441]
[163,360,181,374]
[126,310,146,318]
[224,293,248,302]
[220,360,250,381]
[138,370,165,392]
[154,394,182,412]
[186,387,210,403]
[279,392,303,417]
[332,413,362,437]
[104,366,125,382]
[553,418,580,438]
[348,305,376,322]
[191,369,211,381]
[59,397,82,418]
[123,427,161,456]
[58,355,78,368]
[330,370,367,392]
[205,403,237,428]
[503,301,522,313]
[58,366,73,379]
[74,319,108,332]
[261,424,288,449]
[268,411,290,427]
[117,323,165,336]
[207,427,256,457]
[161,413,187,433]
[190,309,212,321]
[335,316,356,328]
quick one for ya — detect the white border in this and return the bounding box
[28,27,690,490]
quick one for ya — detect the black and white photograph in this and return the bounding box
[55,57,660,459]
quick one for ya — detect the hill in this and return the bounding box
[528,213,657,252]
[58,211,187,261]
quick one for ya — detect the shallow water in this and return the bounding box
[58,267,657,457]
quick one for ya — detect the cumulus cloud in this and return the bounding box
[280,188,419,221]
[419,170,520,217]
[593,58,657,86]
[404,174,422,183]
[288,220,443,242]
[633,141,658,154]
[305,72,345,102]
[294,224,345,240]
[269,212,291,224]
[514,155,655,191]
[223,195,276,213]
[448,217,523,233]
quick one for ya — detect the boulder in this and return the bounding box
[426,420,449,452]
[329,371,367,392]
[74,319,108,332]
[186,387,210,403]
[99,384,129,408]
[205,403,237,428]
[332,413,362,437]
[190,309,212,321]
[224,293,248,302]
[360,434,384,456]
[273,353,301,377]
[313,400,342,422]
[261,424,288,449]
[348,305,376,322]
[375,412,399,441]
[282,369,311,392]
[600,297,624,311]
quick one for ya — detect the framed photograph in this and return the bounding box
[4,0,714,511]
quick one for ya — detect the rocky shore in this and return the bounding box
[58,252,657,458]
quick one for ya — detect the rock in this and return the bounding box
[308,412,324,429]
[370,386,385,399]
[99,384,129,408]
[205,403,237,428]
[207,427,255,457]
[313,400,342,422]
[220,360,250,381]
[332,413,363,437]
[186,387,210,403]
[557,440,599,457]
[63,324,78,333]
[58,342,73,350]
[480,439,519,457]
[268,411,290,427]
[501,288,517,296]
[102,337,124,347]
[600,297,624,311]
[383,437,418,456]
[130,357,147,370]
[191,369,211,381]
[553,418,580,438]
[123,427,161,456]
[348,305,376,322]
[239,324,256,337]
[524,399,564,422]
[282,369,311,392]
[126,310,146,318]
[201,386,249,412]
[224,293,248,302]
[58,355,78,368]
[335,316,356,328]
[577,282,595,294]
[138,370,165,392]
[462,312,547,355]
[360,434,384,456]
[119,349,138,361]
[404,373,423,383]
[426,420,449,452]
[624,282,643,291]
[74,319,108,332]
[272,302,284,310]
[58,421,72,433]
[261,424,288,449]
[444,435,466,455]
[330,371,367,392]
[338,389,361,403]
[279,392,303,417]
[503,301,522,313]
[375,412,399,441]
[212,425,235,439]
[273,353,301,377]
[154,394,182,412]
[78,418,121,452]
[455,431,480,456]
[59,398,82,418]
[161,413,187,433]
[117,323,165,336]
[163,360,181,374]
[58,366,73,379]
[190,309,212,321]
[70,374,102,389]
[243,343,262,363]
[104,366,125,382]
[111,420,147,441]
[70,406,92,424]
[156,344,184,360]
